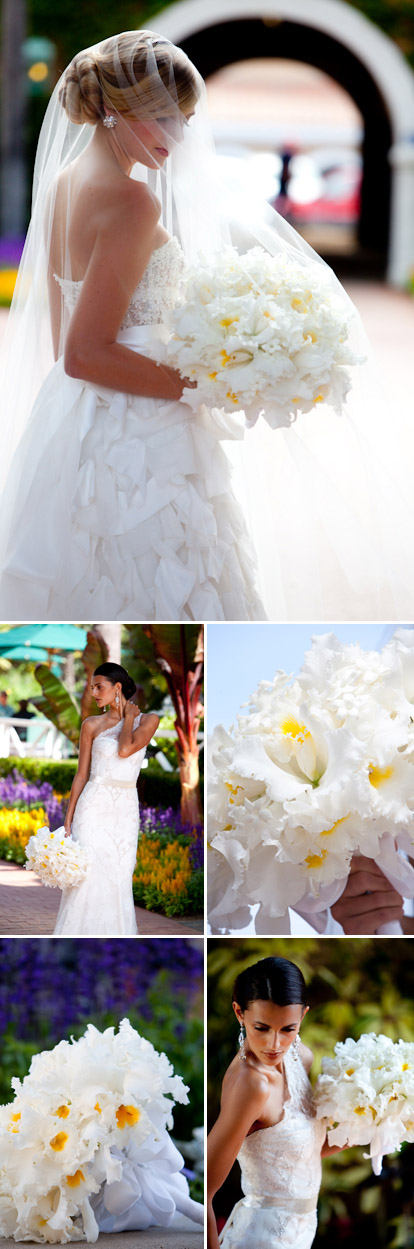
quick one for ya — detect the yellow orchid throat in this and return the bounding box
[368,763,394,788]
[50,1132,68,1151]
[280,716,311,744]
[305,850,327,870]
[320,815,349,838]
[57,1105,70,1119]
[66,1170,85,1188]
[116,1104,140,1129]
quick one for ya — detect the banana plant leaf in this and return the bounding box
[80,629,109,721]
[33,664,81,746]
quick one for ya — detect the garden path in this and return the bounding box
[0,862,203,935]
[0,1231,203,1248]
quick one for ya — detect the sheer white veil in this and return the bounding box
[1,27,413,619]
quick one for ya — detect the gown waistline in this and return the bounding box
[91,776,137,790]
[242,1194,317,1213]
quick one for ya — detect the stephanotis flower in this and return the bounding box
[207,631,414,932]
[0,1020,193,1244]
[314,1033,414,1175]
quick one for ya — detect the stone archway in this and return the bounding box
[154,0,414,284]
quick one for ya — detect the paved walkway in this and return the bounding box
[0,1232,203,1248]
[0,862,203,936]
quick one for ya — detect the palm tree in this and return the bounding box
[141,625,204,825]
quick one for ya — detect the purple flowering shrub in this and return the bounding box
[0,768,67,830]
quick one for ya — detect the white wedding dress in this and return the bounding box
[54,715,144,936]
[219,1048,325,1249]
[0,236,263,621]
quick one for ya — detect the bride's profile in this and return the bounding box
[0,28,413,620]
[207,955,342,1249]
[54,661,159,936]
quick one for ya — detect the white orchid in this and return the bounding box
[0,1019,191,1244]
[162,246,362,430]
[25,827,90,889]
[315,1033,414,1174]
[207,630,414,931]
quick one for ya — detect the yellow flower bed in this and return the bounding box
[0,269,17,306]
[133,834,194,914]
[0,807,48,863]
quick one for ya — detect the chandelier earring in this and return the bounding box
[103,114,117,129]
[238,1023,246,1062]
[115,691,120,708]
[291,1035,300,1061]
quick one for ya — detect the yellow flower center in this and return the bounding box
[369,763,394,788]
[208,371,217,380]
[320,816,348,838]
[280,716,310,743]
[403,1063,411,1071]
[50,1132,68,1151]
[305,850,327,870]
[313,394,324,403]
[346,1068,355,1076]
[220,317,239,326]
[116,1104,140,1129]
[57,1105,70,1119]
[354,1106,366,1115]
[66,1170,85,1188]
[95,1101,102,1113]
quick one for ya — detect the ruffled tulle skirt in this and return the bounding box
[0,324,264,621]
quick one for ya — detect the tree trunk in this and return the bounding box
[178,750,202,825]
[96,623,121,664]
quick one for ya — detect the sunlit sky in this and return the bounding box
[206,621,412,731]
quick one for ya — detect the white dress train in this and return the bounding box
[54,715,144,936]
[0,237,264,621]
[219,1048,325,1249]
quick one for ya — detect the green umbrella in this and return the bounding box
[0,645,50,662]
[0,624,87,652]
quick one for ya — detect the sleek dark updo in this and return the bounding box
[93,663,136,700]
[232,957,307,1011]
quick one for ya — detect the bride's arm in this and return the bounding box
[63,181,193,400]
[118,704,160,758]
[207,1072,269,1249]
[64,720,94,835]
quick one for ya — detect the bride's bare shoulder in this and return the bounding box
[299,1040,314,1073]
[222,1055,269,1104]
[100,177,160,227]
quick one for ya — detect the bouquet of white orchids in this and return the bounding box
[0,1018,202,1243]
[208,628,414,933]
[314,1033,414,1175]
[163,245,362,428]
[25,826,90,889]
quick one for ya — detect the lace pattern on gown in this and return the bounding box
[53,236,185,326]
[219,1048,325,1249]
[53,715,145,936]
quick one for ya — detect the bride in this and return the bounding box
[54,661,159,936]
[207,955,344,1249]
[1,28,413,620]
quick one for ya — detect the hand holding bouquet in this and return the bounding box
[314,1033,414,1175]
[25,826,90,888]
[165,246,363,428]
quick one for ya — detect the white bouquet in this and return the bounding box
[0,1018,200,1243]
[314,1033,414,1175]
[165,246,362,428]
[24,826,90,889]
[208,629,414,932]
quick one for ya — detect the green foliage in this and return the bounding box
[133,867,203,917]
[33,664,81,745]
[208,938,414,1245]
[0,757,77,790]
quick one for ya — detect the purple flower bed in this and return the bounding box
[0,768,66,830]
[0,938,203,1042]
[0,237,24,267]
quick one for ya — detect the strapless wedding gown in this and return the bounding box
[0,237,263,620]
[54,715,144,936]
[219,1048,326,1249]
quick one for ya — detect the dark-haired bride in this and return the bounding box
[54,662,159,936]
[207,956,344,1249]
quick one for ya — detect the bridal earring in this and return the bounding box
[291,1035,300,1060]
[115,691,120,708]
[103,114,117,128]
[238,1024,246,1061]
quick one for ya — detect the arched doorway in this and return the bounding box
[154,0,414,284]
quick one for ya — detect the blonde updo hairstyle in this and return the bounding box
[59,30,200,126]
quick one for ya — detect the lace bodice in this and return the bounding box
[89,715,146,784]
[237,1049,325,1204]
[53,236,185,328]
